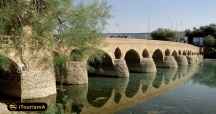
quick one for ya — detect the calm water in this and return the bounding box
[0,60,216,114]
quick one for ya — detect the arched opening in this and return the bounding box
[87,50,114,77]
[178,50,182,55]
[199,48,204,55]
[142,49,150,58]
[172,50,178,59]
[0,55,21,99]
[183,51,187,56]
[124,49,140,69]
[152,49,164,67]
[114,47,122,59]
[165,49,171,56]
[187,51,190,56]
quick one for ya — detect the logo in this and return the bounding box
[7,103,47,111]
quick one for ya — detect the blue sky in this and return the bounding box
[105,0,216,33]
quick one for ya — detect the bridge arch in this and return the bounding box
[172,50,178,58]
[114,47,122,59]
[183,51,187,56]
[0,54,21,97]
[178,50,182,55]
[142,49,150,58]
[87,50,114,76]
[187,51,190,56]
[124,49,140,68]
[165,49,171,56]
[152,49,164,67]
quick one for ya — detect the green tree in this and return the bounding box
[55,0,111,61]
[0,0,58,48]
[151,28,177,41]
[0,0,111,87]
[0,0,111,62]
[185,24,216,44]
[204,35,216,47]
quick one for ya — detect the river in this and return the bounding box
[0,60,216,114]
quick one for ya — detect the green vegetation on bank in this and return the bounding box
[185,24,216,58]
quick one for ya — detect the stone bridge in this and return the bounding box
[65,38,203,84]
[0,35,203,99]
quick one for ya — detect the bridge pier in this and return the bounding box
[198,55,204,63]
[127,58,157,73]
[64,61,88,85]
[187,56,196,65]
[140,58,157,73]
[161,56,178,68]
[113,59,129,78]
[175,55,188,66]
[0,57,57,99]
[21,69,56,99]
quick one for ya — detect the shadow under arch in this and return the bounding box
[87,49,115,77]
[172,50,178,59]
[114,47,122,59]
[165,49,171,56]
[142,49,150,58]
[152,49,164,67]
[0,54,21,99]
[178,50,182,55]
[187,50,190,56]
[183,51,187,56]
[124,49,140,72]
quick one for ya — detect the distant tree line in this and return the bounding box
[151,28,185,42]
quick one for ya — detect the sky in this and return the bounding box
[105,0,216,33]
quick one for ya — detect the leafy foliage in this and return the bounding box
[56,0,111,61]
[185,24,216,44]
[185,24,216,58]
[0,0,59,49]
[0,55,9,70]
[151,28,177,41]
[0,0,111,61]
[204,35,216,47]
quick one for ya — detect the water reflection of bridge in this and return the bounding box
[59,65,200,114]
[0,65,200,114]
